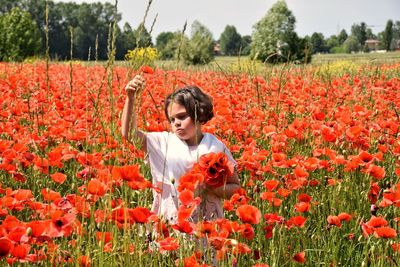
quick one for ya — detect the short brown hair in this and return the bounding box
[164,86,214,124]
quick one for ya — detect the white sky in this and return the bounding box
[55,0,399,39]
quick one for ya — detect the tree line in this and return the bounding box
[307,20,400,54]
[0,0,399,64]
[0,0,149,61]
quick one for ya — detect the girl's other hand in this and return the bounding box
[125,75,145,98]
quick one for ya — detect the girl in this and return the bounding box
[121,75,240,224]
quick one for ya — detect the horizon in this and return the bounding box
[55,0,399,40]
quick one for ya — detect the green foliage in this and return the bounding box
[116,23,136,60]
[181,20,215,65]
[382,19,393,51]
[343,35,361,53]
[135,23,153,48]
[337,29,348,45]
[0,0,133,61]
[240,35,252,56]
[156,31,179,60]
[250,0,311,63]
[351,22,367,47]
[329,46,345,54]
[219,25,242,56]
[366,28,376,40]
[0,7,41,61]
[326,35,340,52]
[310,32,327,54]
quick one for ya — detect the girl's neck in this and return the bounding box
[185,131,204,146]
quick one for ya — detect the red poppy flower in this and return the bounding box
[297,193,312,202]
[177,171,204,192]
[0,238,12,258]
[179,189,200,206]
[50,172,67,184]
[236,204,261,225]
[10,244,29,259]
[198,152,234,188]
[263,180,280,191]
[41,188,61,202]
[294,202,310,213]
[48,211,76,238]
[338,212,352,222]
[87,179,108,196]
[366,216,388,228]
[374,226,397,238]
[140,65,154,74]
[129,207,152,223]
[327,215,341,228]
[240,223,255,240]
[78,255,91,267]
[293,251,306,263]
[95,232,113,244]
[391,243,400,253]
[285,216,307,229]
[365,164,386,180]
[112,165,142,182]
[158,237,179,252]
[172,220,194,234]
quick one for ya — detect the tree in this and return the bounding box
[156,31,176,59]
[351,22,367,47]
[240,35,252,55]
[181,20,215,65]
[392,20,400,50]
[382,19,393,51]
[219,25,242,56]
[135,23,152,48]
[0,7,41,61]
[0,0,23,14]
[366,28,376,40]
[337,29,348,45]
[343,36,360,53]
[250,0,310,63]
[116,22,136,60]
[310,32,327,54]
[393,20,400,40]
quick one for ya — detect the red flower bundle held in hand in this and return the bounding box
[198,152,234,188]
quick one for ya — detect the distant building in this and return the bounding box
[365,39,380,51]
[394,39,400,50]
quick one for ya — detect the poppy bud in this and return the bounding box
[370,204,378,216]
[26,227,32,237]
[170,178,175,185]
[229,239,238,246]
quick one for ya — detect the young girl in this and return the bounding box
[121,75,240,224]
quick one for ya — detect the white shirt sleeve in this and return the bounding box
[146,132,169,183]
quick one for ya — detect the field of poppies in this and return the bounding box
[0,60,399,266]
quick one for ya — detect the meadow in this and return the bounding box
[0,53,399,266]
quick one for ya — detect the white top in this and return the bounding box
[146,132,236,223]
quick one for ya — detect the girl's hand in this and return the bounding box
[125,75,145,98]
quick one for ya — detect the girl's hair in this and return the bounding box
[164,86,214,124]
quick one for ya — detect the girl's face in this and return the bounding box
[168,102,201,145]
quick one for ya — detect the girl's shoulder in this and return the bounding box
[202,133,229,150]
[204,133,224,144]
[146,131,170,147]
[146,131,169,138]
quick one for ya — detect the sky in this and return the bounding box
[55,0,399,40]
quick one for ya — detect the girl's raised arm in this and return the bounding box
[121,75,147,152]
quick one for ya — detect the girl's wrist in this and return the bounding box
[127,92,136,100]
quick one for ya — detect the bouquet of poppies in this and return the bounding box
[198,152,234,188]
